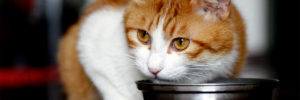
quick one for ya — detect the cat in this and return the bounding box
[58,0,246,100]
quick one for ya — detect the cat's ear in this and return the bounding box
[191,0,231,20]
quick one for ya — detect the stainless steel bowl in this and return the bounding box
[136,78,279,100]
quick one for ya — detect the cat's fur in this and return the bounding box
[58,0,246,100]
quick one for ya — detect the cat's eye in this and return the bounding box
[137,29,150,44]
[172,38,190,51]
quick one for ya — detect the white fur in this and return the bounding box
[147,15,167,72]
[77,7,145,100]
[147,7,169,73]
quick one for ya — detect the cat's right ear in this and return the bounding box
[191,0,231,20]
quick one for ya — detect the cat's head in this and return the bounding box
[124,0,235,83]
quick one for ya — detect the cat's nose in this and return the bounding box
[148,68,162,75]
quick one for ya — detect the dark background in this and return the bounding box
[269,0,300,100]
[0,0,299,100]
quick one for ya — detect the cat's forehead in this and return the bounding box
[128,0,218,37]
[129,1,194,35]
[125,0,231,41]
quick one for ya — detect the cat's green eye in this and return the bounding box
[137,30,150,44]
[172,38,190,51]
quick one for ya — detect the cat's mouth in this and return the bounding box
[149,74,174,83]
[143,67,189,83]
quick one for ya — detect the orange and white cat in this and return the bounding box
[58,0,246,100]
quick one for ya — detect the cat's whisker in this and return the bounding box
[186,66,213,70]
[187,67,211,69]
[169,67,185,77]
[184,73,205,77]
[187,63,221,67]
[182,76,193,81]
[185,67,213,70]
[185,66,212,69]
[181,74,206,81]
[186,69,212,71]
[168,70,181,78]
[185,64,221,70]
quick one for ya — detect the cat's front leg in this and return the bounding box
[89,75,143,100]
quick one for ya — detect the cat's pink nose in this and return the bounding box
[148,68,161,75]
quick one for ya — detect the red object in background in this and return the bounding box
[15,0,34,14]
[0,65,59,88]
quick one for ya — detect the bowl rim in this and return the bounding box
[136,78,279,92]
[136,78,279,86]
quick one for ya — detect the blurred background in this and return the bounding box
[0,0,299,100]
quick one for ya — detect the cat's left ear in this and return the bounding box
[191,0,231,20]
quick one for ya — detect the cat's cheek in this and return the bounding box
[157,67,186,81]
[156,54,188,80]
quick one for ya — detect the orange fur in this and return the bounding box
[230,5,247,77]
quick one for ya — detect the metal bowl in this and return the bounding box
[136,78,279,100]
